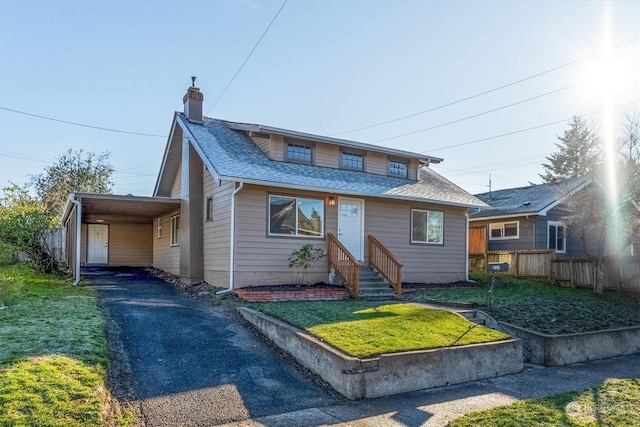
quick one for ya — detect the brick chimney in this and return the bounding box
[183,76,203,121]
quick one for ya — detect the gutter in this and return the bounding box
[68,195,82,286]
[216,182,244,295]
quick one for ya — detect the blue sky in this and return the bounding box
[1,1,639,196]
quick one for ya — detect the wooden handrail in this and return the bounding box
[327,233,360,299]
[368,235,403,295]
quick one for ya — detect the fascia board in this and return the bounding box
[538,178,591,216]
[153,113,180,196]
[469,213,538,222]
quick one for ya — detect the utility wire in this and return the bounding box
[371,83,578,143]
[0,106,166,137]
[206,0,288,114]
[425,99,640,153]
[331,36,640,136]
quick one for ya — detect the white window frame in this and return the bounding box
[268,195,324,238]
[411,209,444,244]
[205,197,213,221]
[170,215,180,246]
[489,221,519,240]
[548,221,566,254]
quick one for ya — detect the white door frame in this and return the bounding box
[337,197,365,261]
[87,224,109,264]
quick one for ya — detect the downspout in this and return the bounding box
[69,196,82,286]
[465,210,471,282]
[216,182,244,295]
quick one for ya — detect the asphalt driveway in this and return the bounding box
[85,267,340,426]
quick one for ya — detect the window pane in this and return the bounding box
[412,210,427,242]
[427,211,444,243]
[342,152,363,170]
[389,160,408,177]
[287,144,312,163]
[297,198,323,237]
[557,226,565,251]
[490,227,503,238]
[504,222,518,237]
[548,225,557,250]
[270,196,296,235]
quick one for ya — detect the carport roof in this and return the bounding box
[63,193,180,224]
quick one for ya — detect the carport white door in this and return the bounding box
[338,198,364,261]
[87,224,108,264]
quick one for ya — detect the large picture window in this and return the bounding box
[269,195,324,237]
[411,209,444,244]
[548,221,566,253]
[170,215,180,246]
[489,221,519,240]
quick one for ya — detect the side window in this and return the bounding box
[548,222,566,253]
[170,215,180,246]
[388,160,408,178]
[206,197,213,221]
[489,222,519,240]
[411,209,444,244]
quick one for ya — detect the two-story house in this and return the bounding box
[62,82,487,296]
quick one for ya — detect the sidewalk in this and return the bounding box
[220,353,640,427]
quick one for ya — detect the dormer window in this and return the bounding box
[388,160,408,178]
[341,151,364,171]
[286,142,313,164]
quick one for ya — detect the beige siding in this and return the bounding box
[170,164,182,198]
[364,198,467,283]
[152,211,180,275]
[108,223,153,266]
[408,159,419,180]
[233,185,334,287]
[270,135,284,161]
[366,151,387,175]
[251,136,272,158]
[203,172,234,287]
[80,223,88,264]
[315,143,339,168]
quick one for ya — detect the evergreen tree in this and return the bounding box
[540,116,600,183]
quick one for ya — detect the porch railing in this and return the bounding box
[327,233,360,299]
[368,235,403,295]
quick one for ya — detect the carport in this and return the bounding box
[62,193,180,284]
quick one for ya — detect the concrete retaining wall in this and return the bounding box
[239,307,523,399]
[499,322,640,366]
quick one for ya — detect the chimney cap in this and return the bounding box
[191,76,197,87]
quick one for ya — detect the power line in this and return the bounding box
[331,36,640,136]
[206,0,288,114]
[0,106,166,137]
[425,99,640,153]
[371,83,578,143]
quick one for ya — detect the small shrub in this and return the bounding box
[288,244,326,285]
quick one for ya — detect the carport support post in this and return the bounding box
[179,138,204,283]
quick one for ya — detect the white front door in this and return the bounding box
[338,198,364,261]
[87,224,108,264]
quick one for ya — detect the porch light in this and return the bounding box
[328,196,336,207]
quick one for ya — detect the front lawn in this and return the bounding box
[251,301,510,358]
[406,274,640,334]
[450,378,640,427]
[0,263,131,426]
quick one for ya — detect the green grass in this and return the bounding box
[251,301,510,358]
[0,263,132,426]
[450,378,640,426]
[406,274,640,334]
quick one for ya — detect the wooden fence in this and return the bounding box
[470,249,640,293]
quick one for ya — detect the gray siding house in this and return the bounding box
[63,82,487,294]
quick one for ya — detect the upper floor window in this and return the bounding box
[170,215,180,246]
[548,221,566,253]
[268,195,324,237]
[341,152,364,171]
[411,209,444,244]
[388,160,408,178]
[206,197,213,221]
[286,143,312,164]
[489,221,519,240]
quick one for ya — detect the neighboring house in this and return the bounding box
[469,176,640,258]
[62,82,487,293]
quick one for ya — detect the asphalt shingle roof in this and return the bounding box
[471,176,589,218]
[178,114,487,208]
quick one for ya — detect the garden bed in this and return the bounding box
[235,283,349,302]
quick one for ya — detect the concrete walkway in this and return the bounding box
[219,353,640,426]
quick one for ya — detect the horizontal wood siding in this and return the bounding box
[80,223,87,264]
[108,223,153,266]
[315,143,339,168]
[170,163,182,198]
[366,151,387,175]
[233,185,335,287]
[152,211,180,275]
[472,218,535,251]
[365,198,468,283]
[270,135,284,161]
[203,173,233,287]
[251,136,272,158]
[408,159,419,180]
